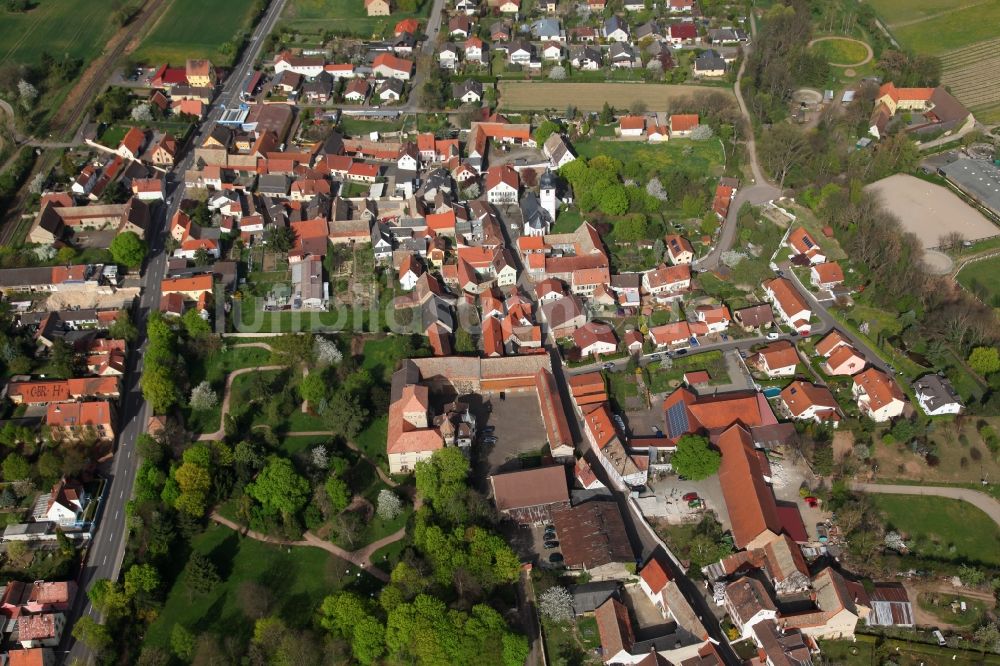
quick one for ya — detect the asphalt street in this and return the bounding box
[60,0,289,662]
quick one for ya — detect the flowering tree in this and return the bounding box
[376,489,402,520]
[538,586,574,622]
[189,382,218,411]
[314,336,343,366]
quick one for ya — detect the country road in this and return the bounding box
[850,483,1000,528]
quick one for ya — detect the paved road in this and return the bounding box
[694,26,781,271]
[60,1,290,663]
[850,483,1000,528]
[398,0,448,112]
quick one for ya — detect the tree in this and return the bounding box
[598,184,629,216]
[73,617,112,654]
[974,622,1000,652]
[671,434,720,480]
[599,101,615,124]
[377,489,402,520]
[124,563,161,600]
[324,475,351,514]
[110,231,148,268]
[170,624,197,660]
[538,586,574,621]
[248,457,311,519]
[185,553,221,595]
[44,338,78,378]
[268,225,297,253]
[314,336,342,365]
[533,120,562,147]
[189,381,218,411]
[311,445,329,471]
[108,309,138,343]
[174,461,211,516]
[614,214,648,242]
[182,307,211,338]
[131,103,153,122]
[759,123,810,188]
[2,452,30,481]
[17,79,37,110]
[415,447,470,521]
[88,579,130,617]
[969,346,1000,377]
[299,371,329,405]
[142,363,182,413]
[324,393,368,440]
[28,172,46,195]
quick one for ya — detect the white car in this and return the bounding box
[766,332,781,341]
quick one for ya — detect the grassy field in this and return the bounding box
[917,592,989,629]
[498,82,734,112]
[809,38,870,65]
[574,137,726,179]
[0,2,114,68]
[869,494,1000,566]
[889,2,1000,54]
[281,0,430,38]
[134,0,260,66]
[956,256,1000,308]
[820,636,1000,666]
[144,524,377,652]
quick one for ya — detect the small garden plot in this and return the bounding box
[644,350,731,394]
[917,592,989,629]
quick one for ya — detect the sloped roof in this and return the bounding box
[490,465,569,511]
[717,424,782,548]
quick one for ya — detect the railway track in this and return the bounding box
[48,0,170,140]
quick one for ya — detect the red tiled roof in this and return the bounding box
[718,424,782,548]
[670,113,699,131]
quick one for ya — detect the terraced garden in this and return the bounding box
[940,37,1000,124]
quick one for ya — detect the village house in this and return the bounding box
[664,234,694,264]
[46,401,116,442]
[785,226,826,264]
[852,367,906,422]
[750,340,798,378]
[810,261,845,290]
[573,321,618,357]
[733,304,774,332]
[763,277,811,334]
[780,380,841,425]
[485,164,519,204]
[642,264,691,297]
[669,114,699,137]
[913,374,963,416]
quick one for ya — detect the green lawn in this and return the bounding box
[887,0,1000,54]
[574,138,725,180]
[820,636,1000,666]
[867,0,967,24]
[145,524,377,652]
[355,416,388,469]
[541,617,603,666]
[645,350,730,394]
[360,336,408,383]
[809,38,870,65]
[551,209,583,234]
[869,494,1000,566]
[281,0,431,38]
[339,116,405,137]
[183,345,273,436]
[134,0,261,66]
[0,2,114,68]
[236,297,386,333]
[956,256,1000,308]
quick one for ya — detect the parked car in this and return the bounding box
[548,553,564,564]
[766,332,781,341]
[481,425,495,433]
[612,414,625,430]
[675,349,688,355]
[602,362,615,370]
[543,540,559,549]
[682,492,698,502]
[804,496,819,507]
[688,499,704,508]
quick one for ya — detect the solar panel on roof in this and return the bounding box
[801,235,814,249]
[666,401,689,438]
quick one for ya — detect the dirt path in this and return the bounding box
[197,365,285,441]
[904,580,997,630]
[209,512,398,582]
[807,36,874,67]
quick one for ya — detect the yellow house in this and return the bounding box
[185,59,215,88]
[364,0,391,14]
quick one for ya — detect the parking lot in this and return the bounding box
[646,472,731,530]
[502,521,564,569]
[474,392,550,477]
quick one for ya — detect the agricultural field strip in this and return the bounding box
[940,38,1000,111]
[497,81,734,112]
